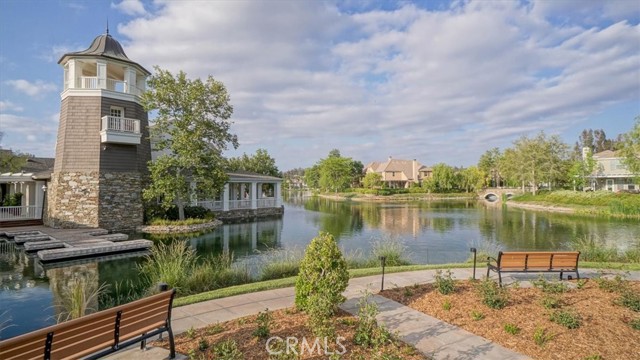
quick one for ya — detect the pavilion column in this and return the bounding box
[251,182,257,209]
[275,182,282,207]
[96,60,107,89]
[222,183,229,211]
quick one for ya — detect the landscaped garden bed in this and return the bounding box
[381,272,640,360]
[155,307,426,359]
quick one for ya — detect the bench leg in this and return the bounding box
[559,271,563,280]
[576,270,580,280]
[140,337,146,350]
[167,327,176,359]
[498,271,502,287]
[486,267,490,279]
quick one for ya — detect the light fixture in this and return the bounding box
[42,185,47,192]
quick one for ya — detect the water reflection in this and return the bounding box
[2,195,640,339]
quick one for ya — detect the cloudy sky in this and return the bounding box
[1,0,638,170]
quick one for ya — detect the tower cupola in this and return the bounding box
[58,32,150,98]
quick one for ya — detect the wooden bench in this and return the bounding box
[486,251,580,286]
[0,288,176,360]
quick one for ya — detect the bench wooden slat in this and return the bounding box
[487,251,580,286]
[0,289,176,360]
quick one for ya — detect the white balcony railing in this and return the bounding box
[101,116,140,134]
[0,206,42,221]
[229,200,251,210]
[257,198,276,208]
[72,76,142,95]
[100,116,142,145]
[198,200,223,211]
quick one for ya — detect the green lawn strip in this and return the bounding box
[174,262,638,307]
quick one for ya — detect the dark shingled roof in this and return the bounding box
[58,33,151,75]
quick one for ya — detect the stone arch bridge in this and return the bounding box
[478,188,523,202]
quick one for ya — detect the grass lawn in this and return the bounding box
[511,190,640,218]
[175,262,640,307]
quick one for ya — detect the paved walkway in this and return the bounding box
[108,268,639,359]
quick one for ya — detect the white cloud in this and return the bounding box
[5,79,57,97]
[0,113,57,156]
[114,1,639,169]
[111,0,147,16]
[0,100,23,112]
[40,44,84,63]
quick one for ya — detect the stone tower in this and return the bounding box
[47,32,151,231]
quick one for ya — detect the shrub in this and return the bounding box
[594,273,628,293]
[533,276,568,294]
[434,269,456,295]
[259,248,304,281]
[138,241,197,295]
[540,295,562,309]
[476,279,509,309]
[253,308,273,339]
[212,339,243,359]
[550,309,581,329]
[354,291,391,348]
[470,310,485,321]
[442,299,452,311]
[371,237,411,266]
[630,318,640,330]
[533,327,554,347]
[576,279,587,289]
[198,338,209,351]
[618,289,640,312]
[503,323,520,335]
[295,232,349,336]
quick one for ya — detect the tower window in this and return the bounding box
[110,106,124,118]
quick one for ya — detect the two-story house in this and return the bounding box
[590,150,636,192]
[364,157,432,188]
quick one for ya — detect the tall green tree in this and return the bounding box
[362,172,382,189]
[318,155,352,193]
[477,148,502,187]
[567,150,597,191]
[499,132,569,195]
[304,165,320,189]
[142,67,238,220]
[226,148,279,177]
[428,163,457,192]
[620,117,640,182]
[459,166,484,193]
[350,160,364,187]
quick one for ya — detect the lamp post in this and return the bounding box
[41,184,47,220]
[470,247,477,280]
[379,256,387,291]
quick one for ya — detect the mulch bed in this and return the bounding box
[154,308,428,359]
[381,279,640,360]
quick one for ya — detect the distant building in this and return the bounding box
[590,150,636,192]
[364,157,431,188]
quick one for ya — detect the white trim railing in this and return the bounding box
[257,198,276,208]
[229,200,251,210]
[75,77,142,95]
[101,116,140,134]
[0,206,42,221]
[197,200,223,211]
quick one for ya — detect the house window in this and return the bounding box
[110,106,124,118]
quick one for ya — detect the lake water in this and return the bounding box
[1,194,639,338]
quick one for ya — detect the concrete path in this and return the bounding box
[107,268,639,359]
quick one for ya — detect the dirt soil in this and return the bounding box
[154,308,428,359]
[381,279,640,360]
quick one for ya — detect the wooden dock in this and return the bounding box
[0,225,152,262]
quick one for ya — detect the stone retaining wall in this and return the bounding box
[213,206,284,222]
[137,219,223,234]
